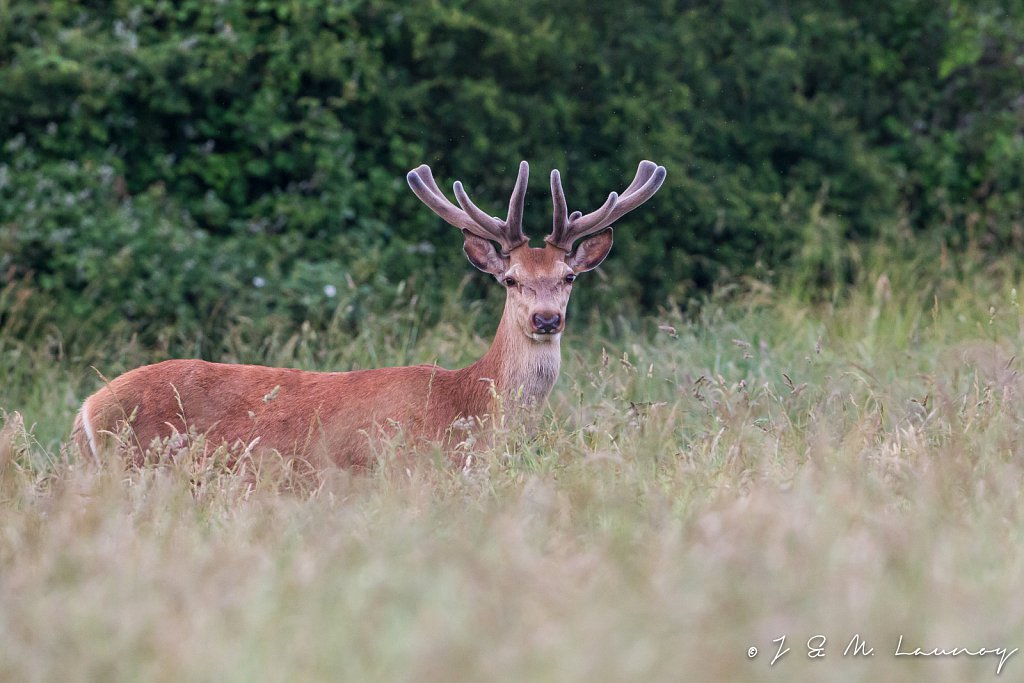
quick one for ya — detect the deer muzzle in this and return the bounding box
[531,311,562,334]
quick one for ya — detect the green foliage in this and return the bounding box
[0,0,1021,341]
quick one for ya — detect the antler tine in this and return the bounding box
[621,160,658,196]
[548,170,619,245]
[408,162,531,253]
[407,165,479,234]
[453,181,505,235]
[550,169,568,240]
[570,191,618,234]
[546,160,666,250]
[504,160,529,243]
[410,164,446,199]
[603,162,667,225]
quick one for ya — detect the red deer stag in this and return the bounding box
[73,160,666,467]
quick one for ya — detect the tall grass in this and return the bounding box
[2,256,1024,681]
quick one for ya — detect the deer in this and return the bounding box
[72,160,666,469]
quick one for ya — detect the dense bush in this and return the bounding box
[1,0,1021,339]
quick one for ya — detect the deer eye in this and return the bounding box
[503,277,518,287]
[565,273,577,284]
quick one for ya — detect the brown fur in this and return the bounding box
[77,245,575,468]
[76,160,664,468]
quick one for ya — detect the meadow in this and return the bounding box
[2,255,1024,682]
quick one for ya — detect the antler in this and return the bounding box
[407,161,530,254]
[547,160,667,251]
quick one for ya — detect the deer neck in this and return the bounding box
[470,307,561,409]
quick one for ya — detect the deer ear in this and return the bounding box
[567,228,614,272]
[463,231,509,276]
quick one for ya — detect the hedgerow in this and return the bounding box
[1,0,1020,339]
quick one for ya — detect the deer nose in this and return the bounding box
[532,312,562,334]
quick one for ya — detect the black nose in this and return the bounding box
[532,312,562,334]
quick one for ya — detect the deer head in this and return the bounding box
[407,160,666,343]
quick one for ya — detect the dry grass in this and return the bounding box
[3,268,1024,681]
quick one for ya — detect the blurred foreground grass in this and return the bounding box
[2,259,1024,681]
